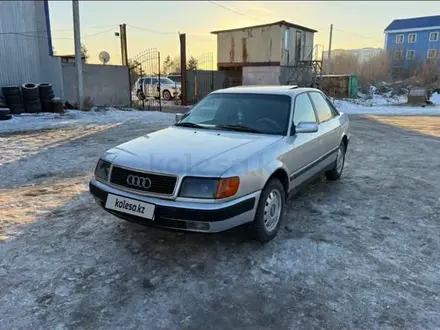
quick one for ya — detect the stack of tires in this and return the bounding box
[0,108,12,121]
[1,86,25,114]
[22,83,42,113]
[39,83,55,112]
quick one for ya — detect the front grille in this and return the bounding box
[110,166,177,195]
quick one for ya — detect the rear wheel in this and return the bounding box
[325,142,346,180]
[251,178,285,243]
[137,90,145,101]
[163,90,171,101]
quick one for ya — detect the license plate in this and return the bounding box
[105,194,155,220]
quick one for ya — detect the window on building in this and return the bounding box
[408,33,417,43]
[284,29,290,50]
[427,49,437,59]
[429,32,439,42]
[396,34,404,43]
[394,50,403,60]
[406,50,415,60]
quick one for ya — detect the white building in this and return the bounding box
[323,48,383,63]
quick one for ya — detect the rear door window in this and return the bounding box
[308,92,335,123]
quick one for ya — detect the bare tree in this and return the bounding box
[415,59,440,88]
[357,52,392,86]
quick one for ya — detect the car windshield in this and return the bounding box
[178,93,292,135]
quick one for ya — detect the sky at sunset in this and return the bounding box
[48,1,440,65]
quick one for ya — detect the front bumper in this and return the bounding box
[89,179,260,233]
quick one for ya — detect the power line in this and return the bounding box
[0,26,119,40]
[333,27,384,44]
[0,25,119,35]
[83,27,119,39]
[207,1,267,23]
[0,32,72,40]
[127,24,176,35]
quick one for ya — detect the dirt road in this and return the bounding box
[1,115,439,329]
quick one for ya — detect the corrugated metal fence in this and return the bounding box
[0,1,63,98]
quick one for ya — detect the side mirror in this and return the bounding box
[295,122,318,133]
[175,113,184,123]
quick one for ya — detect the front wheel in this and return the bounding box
[325,142,346,180]
[251,178,285,243]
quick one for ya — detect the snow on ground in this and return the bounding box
[332,92,407,108]
[1,117,440,328]
[334,100,440,115]
[431,92,440,105]
[0,108,174,134]
[333,94,440,116]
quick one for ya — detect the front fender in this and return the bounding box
[221,145,289,198]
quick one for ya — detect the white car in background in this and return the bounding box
[134,76,181,101]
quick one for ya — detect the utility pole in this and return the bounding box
[119,24,128,66]
[72,0,84,109]
[179,33,187,106]
[327,23,333,75]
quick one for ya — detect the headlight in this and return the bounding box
[179,177,240,199]
[95,159,111,181]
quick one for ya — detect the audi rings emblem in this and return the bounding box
[126,175,152,189]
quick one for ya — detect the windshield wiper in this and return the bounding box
[174,122,207,129]
[215,124,262,133]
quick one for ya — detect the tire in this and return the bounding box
[163,90,171,101]
[52,99,64,113]
[24,99,42,113]
[41,92,54,101]
[325,141,346,180]
[251,178,286,243]
[41,100,53,112]
[0,114,12,121]
[1,86,21,97]
[9,104,25,114]
[5,94,23,105]
[0,108,11,115]
[22,83,39,100]
[39,84,54,100]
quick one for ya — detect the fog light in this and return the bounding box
[187,221,210,231]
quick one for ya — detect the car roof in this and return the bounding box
[212,85,321,96]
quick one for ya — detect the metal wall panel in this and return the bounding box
[0,1,63,98]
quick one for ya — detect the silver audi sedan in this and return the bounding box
[90,86,350,243]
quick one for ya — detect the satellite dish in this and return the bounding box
[99,51,110,65]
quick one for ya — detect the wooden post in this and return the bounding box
[180,33,187,106]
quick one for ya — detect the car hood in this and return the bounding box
[106,126,282,177]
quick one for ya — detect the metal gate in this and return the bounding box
[129,48,162,110]
[186,52,214,104]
